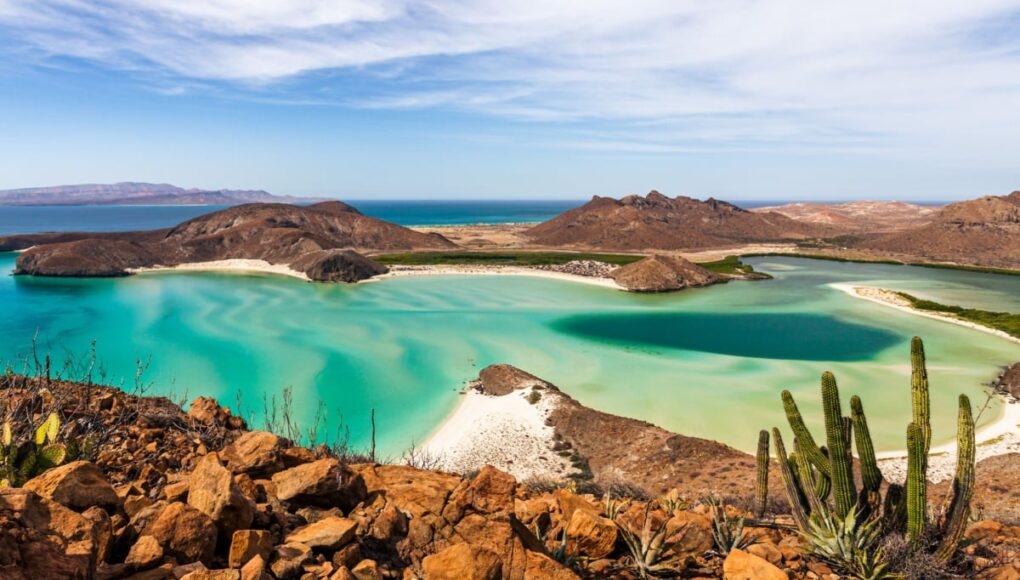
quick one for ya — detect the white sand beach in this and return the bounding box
[376,264,625,290]
[832,282,1020,482]
[421,384,575,481]
[130,259,311,281]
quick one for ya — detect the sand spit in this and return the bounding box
[831,283,1020,345]
[833,282,1020,483]
[376,264,625,290]
[421,382,575,481]
[130,259,311,281]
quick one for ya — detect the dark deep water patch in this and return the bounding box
[552,312,901,361]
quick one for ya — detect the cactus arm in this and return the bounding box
[782,390,831,477]
[821,372,855,518]
[882,483,907,534]
[772,428,810,531]
[793,438,827,518]
[910,337,932,458]
[850,395,883,494]
[814,447,831,502]
[755,430,769,519]
[906,422,928,544]
[935,395,976,562]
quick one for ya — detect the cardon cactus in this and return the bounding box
[759,337,976,564]
[755,430,769,518]
[0,412,71,487]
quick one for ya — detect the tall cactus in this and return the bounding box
[821,372,854,518]
[760,337,977,564]
[755,430,769,519]
[850,395,883,516]
[772,428,809,531]
[910,337,932,458]
[905,422,927,544]
[935,395,976,561]
[782,390,830,476]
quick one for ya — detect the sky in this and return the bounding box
[0,1,1019,201]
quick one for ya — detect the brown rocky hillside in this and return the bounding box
[856,191,1020,268]
[526,191,832,251]
[3,202,457,280]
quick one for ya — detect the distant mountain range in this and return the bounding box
[752,200,941,232]
[0,182,327,206]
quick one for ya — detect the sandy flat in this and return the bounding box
[130,259,310,281]
[421,385,575,481]
[376,264,625,290]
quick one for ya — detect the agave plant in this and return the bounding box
[612,502,685,579]
[704,496,758,555]
[0,412,70,487]
[804,507,897,580]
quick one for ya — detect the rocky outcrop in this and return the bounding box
[472,364,761,497]
[994,363,1020,400]
[527,191,830,250]
[290,249,389,282]
[609,254,719,292]
[5,201,455,280]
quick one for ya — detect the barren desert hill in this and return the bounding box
[5,201,457,279]
[753,200,940,232]
[525,190,834,251]
[855,191,1020,268]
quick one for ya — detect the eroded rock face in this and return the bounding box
[15,239,159,277]
[144,502,218,565]
[285,516,357,550]
[723,548,789,580]
[271,459,366,510]
[0,487,97,577]
[23,460,120,512]
[221,431,286,476]
[422,543,503,580]
[188,453,255,540]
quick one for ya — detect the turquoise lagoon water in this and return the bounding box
[1,252,1018,456]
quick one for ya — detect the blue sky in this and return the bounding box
[1,1,1019,201]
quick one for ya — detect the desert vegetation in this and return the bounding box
[893,293,1020,340]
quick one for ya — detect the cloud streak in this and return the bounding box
[2,0,1020,159]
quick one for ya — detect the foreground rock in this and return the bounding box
[1,371,1018,579]
[609,254,718,292]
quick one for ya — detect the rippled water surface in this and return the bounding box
[1,253,1017,454]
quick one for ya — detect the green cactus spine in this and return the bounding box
[755,430,769,519]
[935,395,976,562]
[782,390,830,477]
[793,438,826,517]
[910,337,932,459]
[821,372,854,518]
[772,428,809,531]
[813,447,831,502]
[906,422,928,544]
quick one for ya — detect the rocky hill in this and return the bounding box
[526,191,831,251]
[856,191,1020,268]
[0,182,327,206]
[4,202,457,280]
[753,201,939,233]
[609,255,719,292]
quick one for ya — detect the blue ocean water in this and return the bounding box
[0,200,582,234]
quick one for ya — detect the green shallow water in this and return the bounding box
[1,253,1018,456]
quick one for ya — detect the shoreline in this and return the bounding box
[373,264,625,290]
[831,282,1020,482]
[129,259,311,281]
[829,283,1020,345]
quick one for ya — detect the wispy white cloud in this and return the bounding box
[2,0,1020,159]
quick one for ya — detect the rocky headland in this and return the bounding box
[3,202,456,281]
